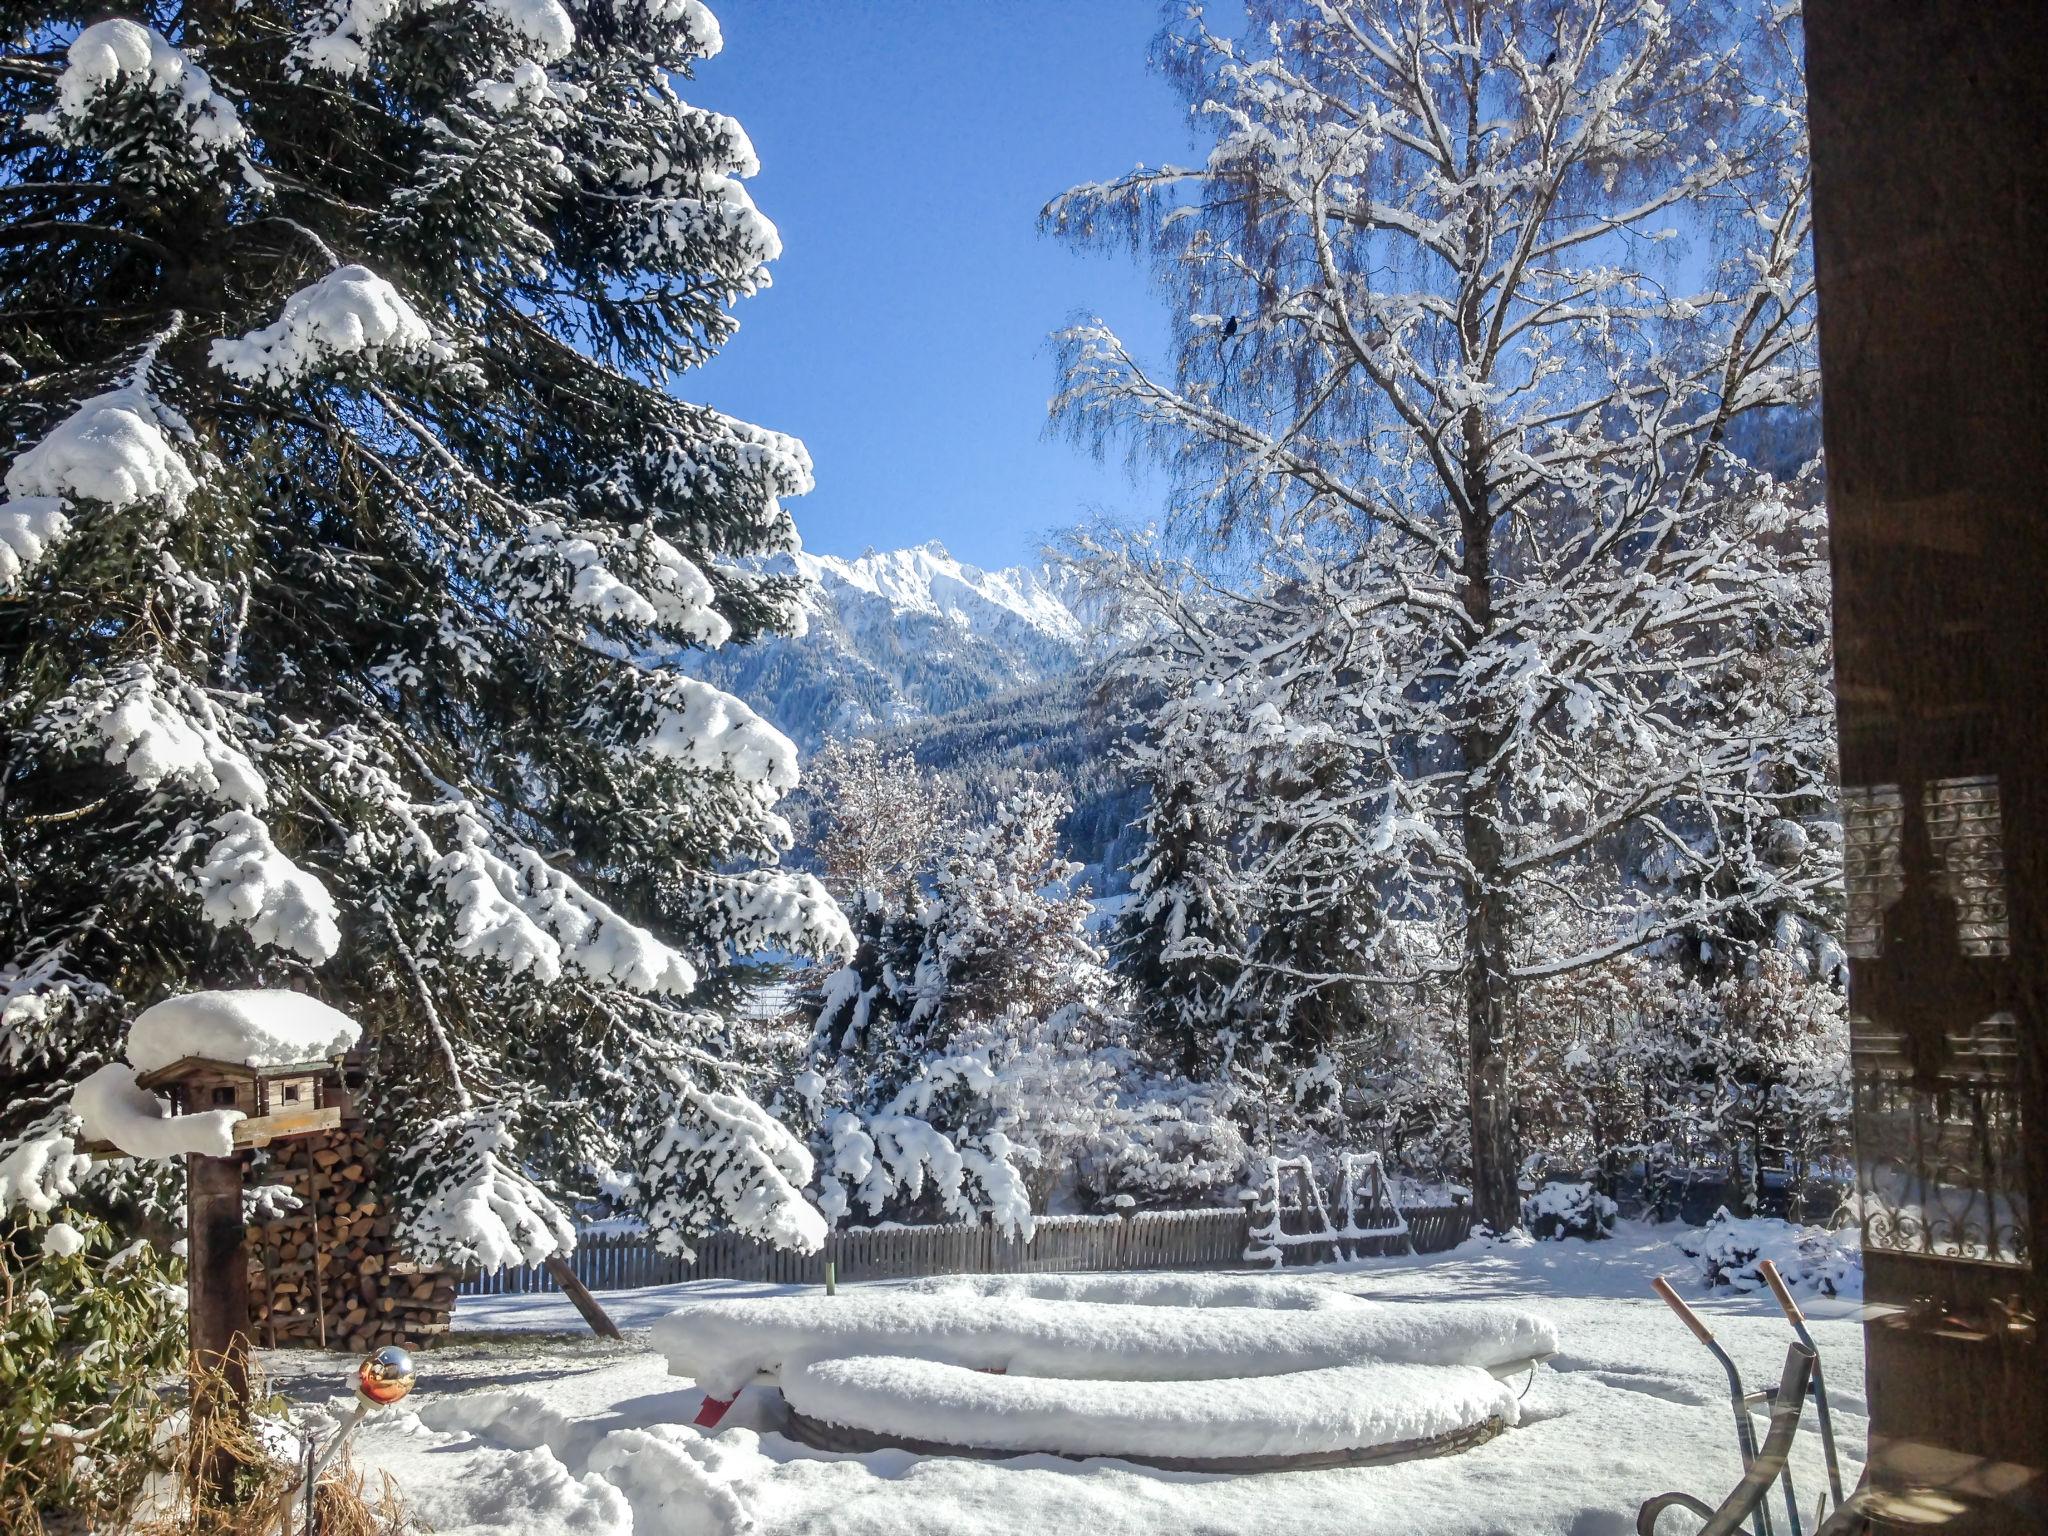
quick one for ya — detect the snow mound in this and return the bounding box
[0,1117,91,1215]
[5,384,196,515]
[640,673,798,791]
[127,988,361,1073]
[484,0,576,61]
[0,498,69,592]
[78,665,268,806]
[1523,1181,1617,1241]
[190,812,342,962]
[657,1281,1551,1468]
[428,808,698,995]
[26,19,245,164]
[398,1108,575,1271]
[74,1062,241,1159]
[1674,1209,1861,1298]
[783,1353,1518,1463]
[584,1425,754,1536]
[655,1286,1556,1399]
[294,0,573,78]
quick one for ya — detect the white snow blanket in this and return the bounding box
[311,1225,1870,1534]
[783,1354,1520,1461]
[126,988,361,1073]
[655,1271,1555,1462]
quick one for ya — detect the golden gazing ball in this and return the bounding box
[357,1345,416,1406]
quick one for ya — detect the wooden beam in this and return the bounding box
[543,1254,622,1340]
[231,1104,342,1148]
[187,1151,251,1504]
[1806,1,2048,1517]
[137,1056,338,1091]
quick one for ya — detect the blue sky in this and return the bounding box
[683,3,1191,571]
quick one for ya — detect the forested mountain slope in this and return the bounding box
[687,541,1100,749]
[687,543,1142,892]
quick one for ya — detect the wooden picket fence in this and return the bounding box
[1397,1204,1472,1253]
[458,1203,1473,1297]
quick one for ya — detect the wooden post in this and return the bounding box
[542,1254,621,1340]
[309,1177,329,1350]
[187,1150,250,1502]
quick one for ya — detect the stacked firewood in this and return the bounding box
[245,1122,457,1352]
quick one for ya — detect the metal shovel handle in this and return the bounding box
[1654,1274,1718,1346]
[1757,1259,1845,1512]
[1757,1260,1806,1328]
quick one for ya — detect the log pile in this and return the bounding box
[244,1122,456,1352]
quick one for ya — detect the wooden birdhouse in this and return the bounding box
[131,1054,347,1149]
[77,988,368,1502]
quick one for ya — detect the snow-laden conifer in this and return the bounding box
[800,777,1242,1224]
[0,0,849,1263]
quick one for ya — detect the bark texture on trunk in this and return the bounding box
[1458,401,1521,1235]
[1461,814,1521,1233]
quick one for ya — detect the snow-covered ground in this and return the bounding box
[258,1224,1866,1536]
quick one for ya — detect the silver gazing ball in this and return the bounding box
[357,1344,417,1405]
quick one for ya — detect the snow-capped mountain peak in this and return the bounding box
[691,541,1101,751]
[781,542,1092,649]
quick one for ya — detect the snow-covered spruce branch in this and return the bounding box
[2,0,846,1263]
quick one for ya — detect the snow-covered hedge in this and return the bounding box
[1522,1181,1616,1242]
[1674,1208,1860,1297]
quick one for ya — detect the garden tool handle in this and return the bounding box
[1757,1260,1806,1326]
[1653,1275,1717,1346]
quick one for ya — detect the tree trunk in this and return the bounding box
[1456,398,1522,1234]
[1462,809,1522,1232]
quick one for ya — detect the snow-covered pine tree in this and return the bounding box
[1099,544,1396,1106]
[809,888,923,1086]
[1112,758,1245,1077]
[801,777,1129,1228]
[911,777,1110,1034]
[0,0,850,1265]
[1049,0,1831,1229]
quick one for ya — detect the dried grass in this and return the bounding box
[9,1356,420,1536]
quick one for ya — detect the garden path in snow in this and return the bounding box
[259,1225,1867,1536]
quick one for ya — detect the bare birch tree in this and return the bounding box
[1048,0,1832,1227]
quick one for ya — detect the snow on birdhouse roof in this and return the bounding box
[126,989,362,1075]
